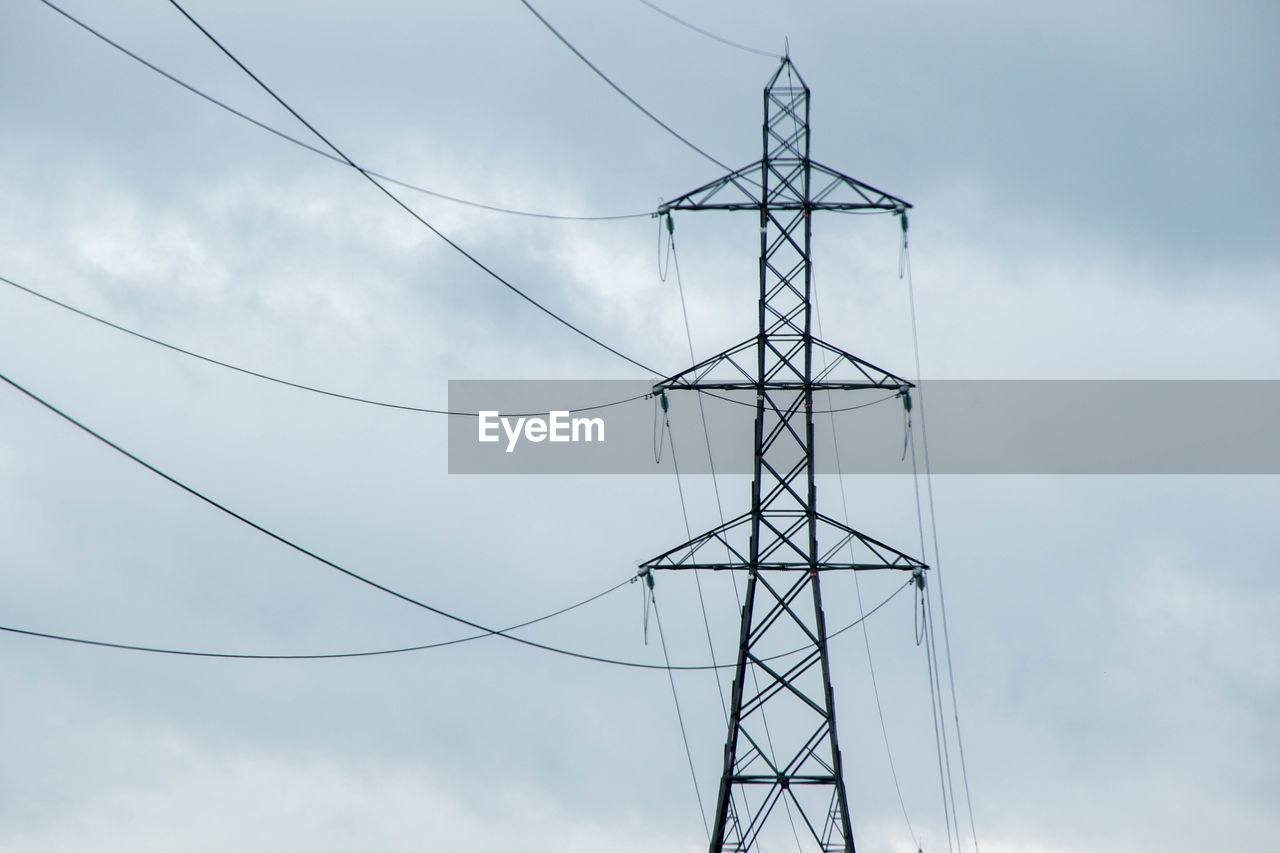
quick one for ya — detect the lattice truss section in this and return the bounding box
[644,58,924,853]
[712,567,861,853]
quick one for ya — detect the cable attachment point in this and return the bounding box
[900,389,914,461]
[653,391,670,463]
[898,208,910,278]
[657,206,674,282]
[638,567,655,644]
[913,569,927,646]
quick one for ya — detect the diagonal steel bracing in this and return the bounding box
[641,57,926,852]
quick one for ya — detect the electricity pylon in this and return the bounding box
[642,58,927,852]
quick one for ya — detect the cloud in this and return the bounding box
[2,3,1278,852]
[0,736,700,853]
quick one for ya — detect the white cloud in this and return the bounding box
[0,738,698,853]
[2,4,1278,853]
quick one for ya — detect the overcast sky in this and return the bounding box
[2,1,1278,851]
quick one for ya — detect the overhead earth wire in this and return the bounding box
[37,0,651,222]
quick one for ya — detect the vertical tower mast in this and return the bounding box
[642,59,926,852]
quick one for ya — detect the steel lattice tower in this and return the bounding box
[641,58,927,852]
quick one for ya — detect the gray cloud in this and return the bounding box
[1,1,1277,851]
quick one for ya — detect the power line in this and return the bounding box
[0,368,906,673]
[662,415,729,722]
[812,267,920,848]
[36,0,651,222]
[632,0,779,59]
[0,272,648,418]
[921,581,958,853]
[161,0,661,377]
[0,367,655,669]
[663,238,730,725]
[650,590,712,839]
[518,0,740,176]
[900,312,959,853]
[0,576,634,660]
[902,320,963,853]
[902,236,981,851]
